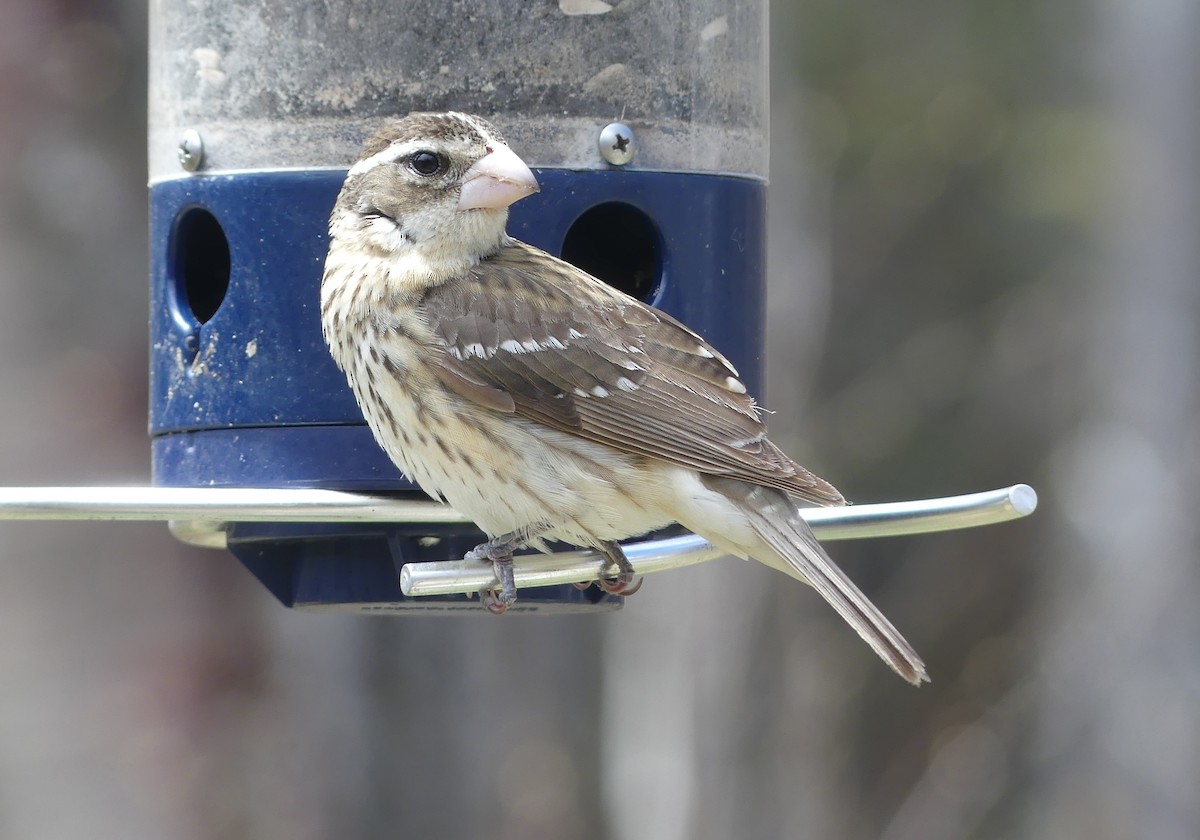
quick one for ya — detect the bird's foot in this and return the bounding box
[466,534,519,614]
[597,541,643,596]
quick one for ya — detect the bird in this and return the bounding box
[320,111,928,685]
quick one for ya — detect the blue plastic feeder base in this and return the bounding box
[149,168,766,612]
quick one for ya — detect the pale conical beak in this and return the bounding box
[457,144,540,211]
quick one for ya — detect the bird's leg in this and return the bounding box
[596,540,643,596]
[465,532,521,614]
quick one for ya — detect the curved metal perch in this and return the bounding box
[400,484,1037,596]
[0,483,1036,594]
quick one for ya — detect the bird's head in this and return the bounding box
[329,111,539,278]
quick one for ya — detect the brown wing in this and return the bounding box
[420,239,844,506]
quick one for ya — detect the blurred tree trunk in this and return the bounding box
[1022,2,1200,837]
[364,616,608,839]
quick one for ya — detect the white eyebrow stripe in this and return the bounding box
[450,112,496,144]
[348,140,429,177]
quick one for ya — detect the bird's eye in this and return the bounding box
[408,151,444,176]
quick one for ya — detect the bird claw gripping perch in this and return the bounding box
[465,534,520,613]
[574,542,644,595]
[470,536,642,610]
[595,540,643,596]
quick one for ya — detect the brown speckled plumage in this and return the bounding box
[320,112,927,684]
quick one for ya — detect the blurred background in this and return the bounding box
[0,0,1197,838]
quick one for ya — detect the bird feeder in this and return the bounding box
[144,0,774,610]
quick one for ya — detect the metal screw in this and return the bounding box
[598,122,635,166]
[178,129,204,172]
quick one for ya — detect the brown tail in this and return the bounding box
[701,476,929,685]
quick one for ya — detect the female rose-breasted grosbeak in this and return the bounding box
[321,112,927,684]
